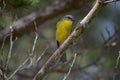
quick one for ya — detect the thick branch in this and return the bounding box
[33,0,117,80]
[0,0,91,45]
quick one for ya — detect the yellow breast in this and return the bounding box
[56,19,72,45]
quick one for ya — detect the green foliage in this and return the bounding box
[66,50,73,61]
[11,0,44,9]
[101,58,115,71]
[14,0,33,8]
[46,72,63,80]
[0,15,12,26]
[42,27,54,39]
[86,49,101,63]
[18,37,31,50]
[0,48,9,64]
[0,50,6,63]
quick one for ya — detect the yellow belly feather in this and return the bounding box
[56,19,72,45]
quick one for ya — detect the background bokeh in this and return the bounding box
[0,0,120,80]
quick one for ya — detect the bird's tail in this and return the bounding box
[57,41,66,62]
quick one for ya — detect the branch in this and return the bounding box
[0,0,91,45]
[63,53,77,80]
[32,0,118,80]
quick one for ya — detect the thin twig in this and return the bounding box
[8,58,29,79]
[36,47,48,63]
[31,21,38,56]
[8,21,38,79]
[53,55,75,73]
[112,51,120,80]
[8,46,48,80]
[5,25,13,71]
[63,53,77,80]
[103,0,117,3]
[0,37,6,67]
[29,21,38,66]
[1,38,6,52]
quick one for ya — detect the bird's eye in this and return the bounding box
[64,15,74,21]
[67,17,74,21]
[67,17,71,20]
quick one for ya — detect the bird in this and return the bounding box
[56,15,74,62]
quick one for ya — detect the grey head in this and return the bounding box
[63,15,74,22]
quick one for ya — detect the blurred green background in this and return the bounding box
[0,0,120,80]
